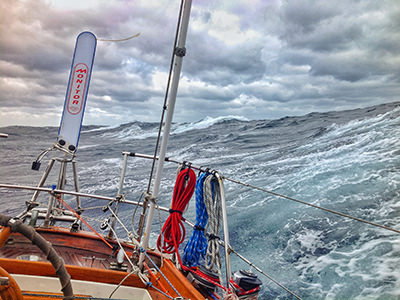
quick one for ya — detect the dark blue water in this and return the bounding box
[1,102,399,299]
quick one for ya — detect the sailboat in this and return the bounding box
[0,0,264,299]
[1,1,399,300]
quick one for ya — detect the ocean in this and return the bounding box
[1,101,399,299]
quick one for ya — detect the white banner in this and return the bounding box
[57,32,96,152]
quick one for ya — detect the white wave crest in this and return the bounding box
[172,115,248,134]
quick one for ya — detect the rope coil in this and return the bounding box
[183,172,209,267]
[203,175,223,278]
[157,168,196,257]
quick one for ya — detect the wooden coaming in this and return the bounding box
[1,227,135,270]
[0,226,205,299]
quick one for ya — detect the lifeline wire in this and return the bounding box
[104,199,183,299]
[74,178,184,299]
[228,246,302,300]
[3,183,301,299]
[223,176,400,234]
[70,187,301,299]
[128,153,400,235]
[56,194,148,296]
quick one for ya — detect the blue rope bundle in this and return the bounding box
[183,172,209,266]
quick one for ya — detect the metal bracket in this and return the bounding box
[175,47,186,57]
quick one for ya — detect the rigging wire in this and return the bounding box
[100,226,175,300]
[6,183,302,299]
[87,193,183,299]
[106,225,150,297]
[52,200,177,300]
[54,194,114,249]
[223,176,400,235]
[107,203,140,246]
[142,250,183,298]
[108,270,137,299]
[143,262,172,298]
[3,172,395,299]
[1,176,307,298]
[127,153,400,235]
[77,204,106,211]
[146,0,185,193]
[228,246,302,300]
[131,192,144,238]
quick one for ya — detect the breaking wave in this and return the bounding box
[1,101,399,299]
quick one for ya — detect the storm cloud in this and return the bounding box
[1,0,399,126]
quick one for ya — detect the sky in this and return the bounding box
[1,0,399,127]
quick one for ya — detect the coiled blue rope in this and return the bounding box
[183,172,210,266]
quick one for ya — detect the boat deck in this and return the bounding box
[0,226,205,300]
[0,226,140,271]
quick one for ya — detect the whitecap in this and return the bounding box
[172,115,248,134]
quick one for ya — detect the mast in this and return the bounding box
[139,0,192,267]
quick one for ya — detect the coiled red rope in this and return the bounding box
[157,168,196,265]
[156,168,231,293]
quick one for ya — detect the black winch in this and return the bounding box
[230,270,262,299]
[186,266,220,294]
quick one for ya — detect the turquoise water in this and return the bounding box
[1,102,399,299]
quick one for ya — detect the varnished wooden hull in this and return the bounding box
[0,227,205,300]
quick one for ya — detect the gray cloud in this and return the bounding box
[0,0,399,127]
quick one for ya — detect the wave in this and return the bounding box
[172,115,249,134]
[81,124,121,134]
[94,121,159,141]
[91,115,250,141]
[2,101,400,300]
